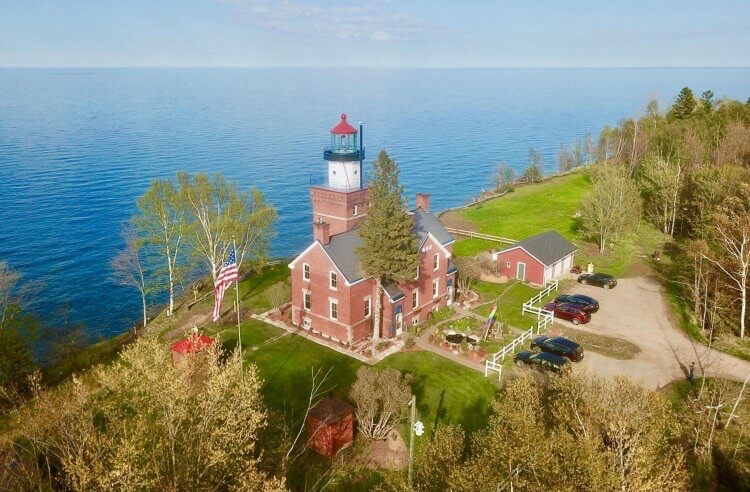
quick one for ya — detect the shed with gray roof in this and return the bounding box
[491,230,577,285]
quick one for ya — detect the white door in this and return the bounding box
[516,262,526,281]
[396,313,403,335]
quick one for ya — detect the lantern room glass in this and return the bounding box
[331,132,358,154]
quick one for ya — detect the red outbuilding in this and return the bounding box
[307,395,355,457]
[170,333,215,365]
[492,230,577,286]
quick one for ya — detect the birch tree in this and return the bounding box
[136,179,184,316]
[110,222,153,329]
[639,155,683,236]
[357,150,419,342]
[177,172,276,281]
[580,165,642,252]
[705,185,750,337]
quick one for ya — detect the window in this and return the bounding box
[432,279,439,297]
[433,253,439,271]
[330,271,338,290]
[506,261,511,268]
[330,300,338,320]
[412,290,418,309]
[364,297,371,318]
[412,317,419,326]
[302,318,311,329]
[415,265,420,280]
[303,263,310,281]
[303,291,311,311]
[353,204,358,216]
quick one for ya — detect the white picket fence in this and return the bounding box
[484,279,559,380]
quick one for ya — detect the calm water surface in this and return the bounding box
[0,68,748,338]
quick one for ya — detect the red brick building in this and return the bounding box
[491,230,577,285]
[288,115,457,345]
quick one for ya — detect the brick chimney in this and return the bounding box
[416,193,431,213]
[314,221,331,245]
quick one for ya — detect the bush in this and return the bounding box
[404,335,416,350]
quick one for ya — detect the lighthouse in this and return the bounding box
[310,114,369,238]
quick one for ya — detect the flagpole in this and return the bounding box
[234,236,243,377]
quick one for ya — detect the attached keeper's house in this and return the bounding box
[288,115,457,346]
[491,230,577,286]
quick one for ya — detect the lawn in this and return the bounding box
[471,280,552,331]
[451,172,591,257]
[242,325,498,435]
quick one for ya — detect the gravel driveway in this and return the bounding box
[560,277,750,389]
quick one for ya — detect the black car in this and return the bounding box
[577,272,617,289]
[553,294,599,313]
[531,335,584,362]
[514,351,571,374]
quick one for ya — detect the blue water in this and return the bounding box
[0,68,748,339]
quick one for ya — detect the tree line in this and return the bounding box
[111,172,276,328]
[579,88,750,339]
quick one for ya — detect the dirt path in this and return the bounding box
[566,277,750,389]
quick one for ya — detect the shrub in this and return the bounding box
[404,335,416,350]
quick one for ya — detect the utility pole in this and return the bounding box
[408,394,416,485]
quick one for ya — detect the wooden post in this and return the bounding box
[408,395,416,485]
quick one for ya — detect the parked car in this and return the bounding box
[577,272,617,289]
[553,294,599,313]
[531,335,584,362]
[543,302,591,325]
[513,351,571,375]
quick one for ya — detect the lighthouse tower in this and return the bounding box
[310,114,369,238]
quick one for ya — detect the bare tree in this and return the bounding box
[492,162,516,191]
[639,155,683,236]
[454,256,481,297]
[110,222,153,329]
[704,185,750,337]
[284,367,333,463]
[264,283,290,315]
[350,366,412,440]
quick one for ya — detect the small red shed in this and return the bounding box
[307,395,355,457]
[170,333,215,365]
[492,230,577,286]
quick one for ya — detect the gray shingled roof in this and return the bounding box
[320,209,455,285]
[505,230,577,267]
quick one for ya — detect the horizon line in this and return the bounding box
[1,65,749,70]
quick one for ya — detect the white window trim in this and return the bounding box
[353,204,358,217]
[364,296,372,318]
[412,289,419,310]
[412,317,419,326]
[433,253,439,271]
[329,299,338,320]
[432,279,439,298]
[329,271,338,291]
[303,263,310,281]
[303,289,311,311]
[415,265,420,280]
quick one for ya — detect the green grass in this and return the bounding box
[452,172,591,257]
[472,280,549,331]
[557,325,640,359]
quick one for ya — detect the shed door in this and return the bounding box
[516,262,526,281]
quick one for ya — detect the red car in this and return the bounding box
[543,302,591,325]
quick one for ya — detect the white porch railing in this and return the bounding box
[484,279,559,380]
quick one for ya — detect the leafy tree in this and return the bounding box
[580,164,643,252]
[177,172,276,281]
[0,303,37,388]
[357,150,419,341]
[135,179,185,316]
[638,154,683,236]
[110,222,154,329]
[4,337,284,490]
[491,162,516,191]
[349,366,412,440]
[667,87,698,120]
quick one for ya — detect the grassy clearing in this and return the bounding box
[471,280,551,331]
[557,325,640,360]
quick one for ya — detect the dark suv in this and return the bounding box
[577,272,617,289]
[530,335,584,362]
[553,294,599,313]
[514,351,571,375]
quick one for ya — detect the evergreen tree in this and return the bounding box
[667,87,697,120]
[357,150,419,341]
[700,89,714,113]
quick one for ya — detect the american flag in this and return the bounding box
[213,248,239,322]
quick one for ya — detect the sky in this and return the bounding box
[1,0,749,68]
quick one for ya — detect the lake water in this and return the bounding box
[0,68,748,339]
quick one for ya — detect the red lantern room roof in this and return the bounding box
[331,113,358,135]
[170,335,215,354]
